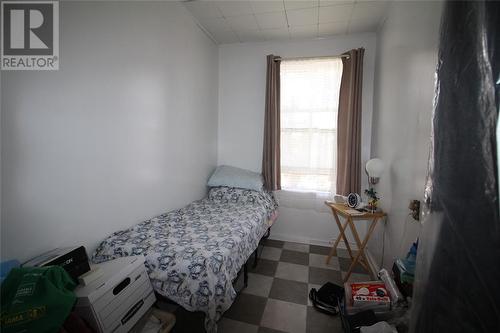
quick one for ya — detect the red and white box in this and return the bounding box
[345,281,391,314]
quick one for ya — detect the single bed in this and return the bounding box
[92,186,278,332]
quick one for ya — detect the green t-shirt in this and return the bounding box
[1,266,77,333]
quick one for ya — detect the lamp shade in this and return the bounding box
[366,158,384,178]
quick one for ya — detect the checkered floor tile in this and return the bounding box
[219,239,371,333]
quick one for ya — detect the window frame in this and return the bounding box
[279,57,343,194]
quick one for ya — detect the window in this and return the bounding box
[280,58,343,193]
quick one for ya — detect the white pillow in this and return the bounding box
[207,165,264,191]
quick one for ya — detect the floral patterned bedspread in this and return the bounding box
[92,187,278,332]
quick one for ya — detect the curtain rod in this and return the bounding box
[274,54,349,62]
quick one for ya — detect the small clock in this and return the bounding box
[347,193,361,208]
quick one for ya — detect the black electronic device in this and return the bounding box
[23,246,90,282]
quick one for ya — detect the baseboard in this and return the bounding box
[364,249,380,276]
[269,233,381,275]
[268,233,358,250]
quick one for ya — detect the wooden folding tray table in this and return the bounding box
[325,202,386,281]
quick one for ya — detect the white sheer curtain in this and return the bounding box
[280,57,343,194]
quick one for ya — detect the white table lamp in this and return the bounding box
[366,158,384,185]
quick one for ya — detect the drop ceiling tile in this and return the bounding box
[348,19,379,34]
[262,28,291,41]
[318,4,353,23]
[255,11,288,29]
[184,1,223,19]
[318,21,348,36]
[214,30,240,44]
[284,0,319,11]
[196,17,231,35]
[351,1,388,21]
[286,7,319,27]
[215,1,254,17]
[320,0,354,6]
[250,0,284,14]
[236,29,267,43]
[226,14,260,32]
[289,24,318,39]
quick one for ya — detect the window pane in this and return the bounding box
[280,58,342,193]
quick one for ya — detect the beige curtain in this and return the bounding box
[262,55,281,191]
[336,48,364,195]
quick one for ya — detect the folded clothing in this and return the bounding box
[360,321,397,333]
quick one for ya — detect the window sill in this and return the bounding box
[277,189,331,196]
[274,190,333,212]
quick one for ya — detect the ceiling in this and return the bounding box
[183,0,389,44]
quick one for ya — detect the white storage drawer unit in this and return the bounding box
[74,256,156,333]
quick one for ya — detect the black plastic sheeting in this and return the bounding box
[410,1,499,333]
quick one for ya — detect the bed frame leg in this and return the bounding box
[243,263,248,288]
[253,227,272,268]
[263,227,271,240]
[253,248,259,268]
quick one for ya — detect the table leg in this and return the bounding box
[326,210,344,264]
[341,216,355,259]
[326,210,355,264]
[344,217,380,281]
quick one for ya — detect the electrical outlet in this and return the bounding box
[409,200,420,221]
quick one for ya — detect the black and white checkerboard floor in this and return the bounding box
[219,239,370,333]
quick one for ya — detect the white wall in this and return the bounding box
[0,1,219,261]
[218,35,376,246]
[368,1,443,268]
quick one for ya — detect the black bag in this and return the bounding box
[309,282,344,315]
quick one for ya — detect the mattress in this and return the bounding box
[92,186,278,332]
